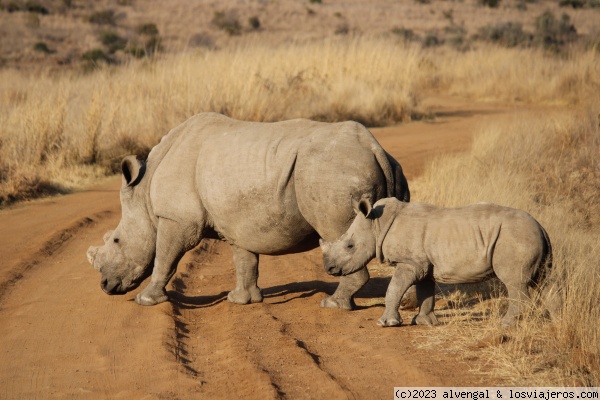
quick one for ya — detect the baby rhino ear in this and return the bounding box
[351,197,374,218]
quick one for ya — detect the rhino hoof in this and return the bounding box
[135,291,168,306]
[227,287,263,305]
[320,296,353,310]
[413,313,439,326]
[377,317,402,327]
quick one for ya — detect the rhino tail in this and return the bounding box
[371,144,410,202]
[533,225,563,319]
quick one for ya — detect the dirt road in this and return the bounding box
[0,100,511,399]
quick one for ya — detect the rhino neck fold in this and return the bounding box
[374,211,396,263]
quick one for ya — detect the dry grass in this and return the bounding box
[2,35,599,205]
[410,109,600,385]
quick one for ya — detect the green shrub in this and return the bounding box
[212,11,242,36]
[477,21,532,47]
[125,45,145,58]
[25,1,48,14]
[391,27,417,41]
[558,0,585,7]
[534,11,577,49]
[6,2,21,12]
[100,31,127,53]
[144,35,162,55]
[137,22,159,36]
[248,16,260,30]
[33,41,51,53]
[82,48,109,63]
[88,10,116,26]
[479,0,501,7]
[423,33,442,47]
[309,0,322,3]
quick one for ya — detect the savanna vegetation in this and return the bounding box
[0,0,598,386]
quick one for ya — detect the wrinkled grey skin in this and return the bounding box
[321,198,560,328]
[86,113,409,308]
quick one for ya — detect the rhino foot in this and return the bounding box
[227,286,263,305]
[377,315,402,327]
[320,295,354,310]
[135,290,169,306]
[413,312,439,326]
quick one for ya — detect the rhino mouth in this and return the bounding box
[101,277,125,295]
[100,265,153,295]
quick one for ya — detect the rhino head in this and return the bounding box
[86,156,157,295]
[320,198,377,276]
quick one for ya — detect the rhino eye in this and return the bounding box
[347,243,354,249]
[113,238,120,244]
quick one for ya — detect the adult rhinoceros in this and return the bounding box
[86,112,409,309]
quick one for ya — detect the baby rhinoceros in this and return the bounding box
[320,198,560,328]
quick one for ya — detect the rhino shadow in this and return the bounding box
[165,277,392,309]
[263,276,392,309]
[167,289,230,309]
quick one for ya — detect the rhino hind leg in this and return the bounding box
[227,245,263,304]
[412,278,439,326]
[320,267,369,310]
[501,282,530,328]
[378,264,418,327]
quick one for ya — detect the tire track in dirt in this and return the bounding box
[170,239,487,399]
[0,181,199,398]
[0,210,111,307]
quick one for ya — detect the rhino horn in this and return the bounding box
[86,246,101,271]
[319,238,331,252]
[102,230,115,243]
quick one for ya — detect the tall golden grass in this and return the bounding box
[411,109,600,385]
[1,36,599,204]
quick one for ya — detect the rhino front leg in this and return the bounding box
[412,278,439,326]
[378,264,418,327]
[227,245,263,305]
[136,219,195,306]
[321,267,369,310]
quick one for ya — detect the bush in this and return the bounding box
[33,41,51,53]
[100,31,127,53]
[309,0,322,3]
[212,11,242,36]
[391,27,417,41]
[25,1,48,14]
[6,1,21,12]
[144,35,162,55]
[479,0,501,7]
[477,21,532,47]
[137,23,159,36]
[534,11,577,49]
[248,16,260,30]
[423,33,442,47]
[558,0,585,7]
[125,45,145,58]
[82,49,110,63]
[88,10,116,26]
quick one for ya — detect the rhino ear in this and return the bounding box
[358,198,373,218]
[351,197,373,217]
[121,155,145,187]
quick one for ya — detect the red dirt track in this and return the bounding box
[0,100,509,399]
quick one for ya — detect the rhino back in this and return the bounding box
[149,114,393,254]
[381,202,545,284]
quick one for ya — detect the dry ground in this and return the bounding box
[0,100,514,399]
